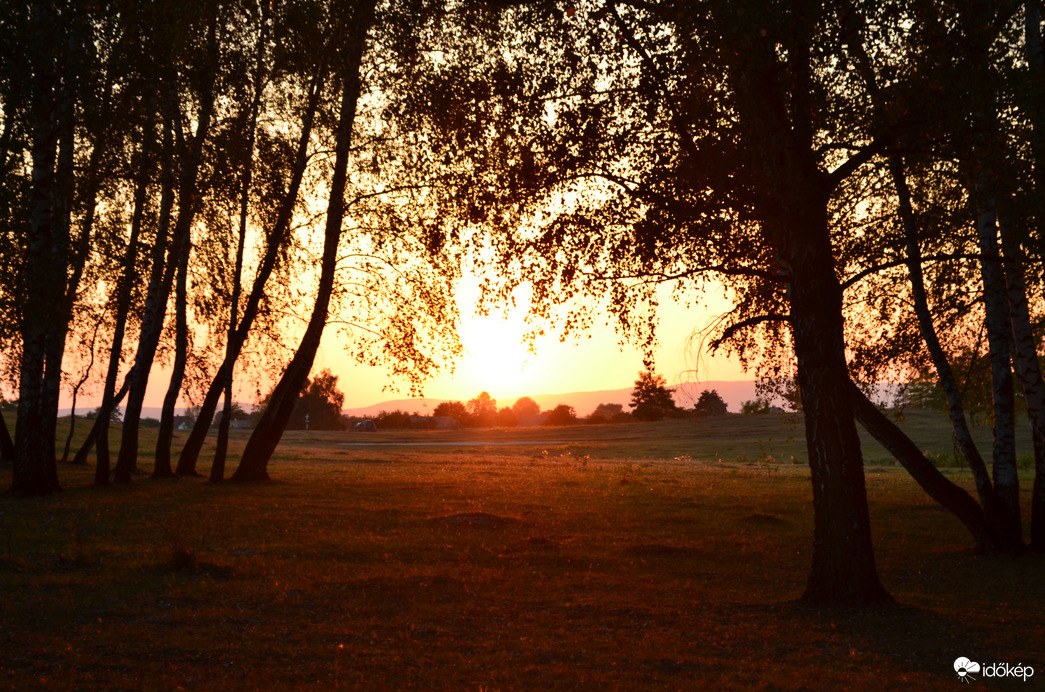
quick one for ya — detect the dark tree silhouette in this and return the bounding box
[544,404,577,426]
[434,401,470,426]
[694,390,728,418]
[467,391,498,427]
[630,371,676,422]
[288,369,347,432]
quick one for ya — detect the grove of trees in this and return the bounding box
[387,0,1045,604]
[1,0,459,488]
[4,0,1045,607]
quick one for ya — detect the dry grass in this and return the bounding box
[1,416,1043,690]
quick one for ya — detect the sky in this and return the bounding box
[309,278,750,410]
[59,274,750,416]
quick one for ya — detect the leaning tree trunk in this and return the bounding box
[117,19,218,482]
[94,108,155,484]
[841,13,1004,551]
[849,381,996,550]
[212,5,268,483]
[176,59,327,475]
[888,155,1013,547]
[156,218,192,476]
[975,198,1022,546]
[233,3,374,480]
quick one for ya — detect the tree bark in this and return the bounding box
[176,58,328,474]
[0,409,14,464]
[1021,0,1045,552]
[975,202,1021,545]
[724,5,890,604]
[70,378,130,467]
[999,216,1045,550]
[95,106,155,484]
[13,0,64,495]
[787,209,891,606]
[212,5,268,483]
[156,208,192,477]
[888,155,1013,547]
[233,0,375,481]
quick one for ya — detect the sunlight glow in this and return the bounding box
[455,309,541,400]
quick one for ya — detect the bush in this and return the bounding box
[741,398,770,415]
[544,404,577,426]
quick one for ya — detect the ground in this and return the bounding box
[0,415,1042,690]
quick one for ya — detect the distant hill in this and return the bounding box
[342,381,760,419]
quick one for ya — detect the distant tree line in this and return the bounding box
[349,373,734,430]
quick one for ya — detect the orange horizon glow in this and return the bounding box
[54,277,749,415]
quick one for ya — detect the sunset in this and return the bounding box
[3,0,1045,688]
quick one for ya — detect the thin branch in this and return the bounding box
[841,252,1007,290]
[709,313,790,351]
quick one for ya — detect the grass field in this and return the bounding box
[1,413,1043,690]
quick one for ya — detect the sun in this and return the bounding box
[456,312,540,399]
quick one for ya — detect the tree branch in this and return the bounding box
[709,313,790,351]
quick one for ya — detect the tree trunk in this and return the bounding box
[849,381,996,550]
[0,409,14,464]
[211,3,269,483]
[725,6,889,604]
[13,0,63,495]
[889,155,1012,547]
[234,4,374,479]
[158,216,192,476]
[70,378,130,467]
[1021,0,1045,552]
[176,60,328,474]
[117,18,218,482]
[786,209,891,606]
[999,216,1045,551]
[95,107,155,484]
[210,384,233,483]
[61,321,98,464]
[975,203,1022,546]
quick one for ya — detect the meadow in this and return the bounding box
[1,412,1043,690]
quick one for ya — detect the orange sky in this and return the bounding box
[56,277,748,415]
[312,280,749,409]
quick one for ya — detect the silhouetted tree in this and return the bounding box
[544,404,577,426]
[511,396,540,417]
[434,401,470,426]
[588,402,627,424]
[694,390,728,418]
[495,406,519,427]
[467,391,498,427]
[741,399,770,415]
[630,371,676,422]
[289,369,346,432]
